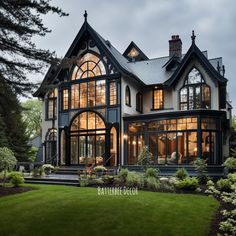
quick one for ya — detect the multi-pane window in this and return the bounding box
[47,88,57,119]
[180,68,211,110]
[71,80,106,109]
[153,88,163,110]
[109,81,117,105]
[136,92,143,112]
[125,86,131,106]
[62,89,69,110]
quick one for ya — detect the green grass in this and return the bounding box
[0,184,218,236]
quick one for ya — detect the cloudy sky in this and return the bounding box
[34,0,236,112]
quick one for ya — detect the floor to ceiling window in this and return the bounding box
[45,129,57,164]
[127,116,219,165]
[70,111,106,165]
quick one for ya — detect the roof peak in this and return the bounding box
[83,10,88,22]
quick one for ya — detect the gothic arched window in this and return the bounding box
[179,68,211,110]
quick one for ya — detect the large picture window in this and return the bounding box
[180,68,211,110]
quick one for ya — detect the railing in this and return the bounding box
[46,153,57,166]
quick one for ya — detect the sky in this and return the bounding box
[32,0,236,112]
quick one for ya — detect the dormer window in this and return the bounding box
[179,68,211,110]
[127,47,139,59]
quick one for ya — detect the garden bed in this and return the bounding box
[0,186,32,197]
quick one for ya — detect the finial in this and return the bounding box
[191,30,196,44]
[84,10,88,22]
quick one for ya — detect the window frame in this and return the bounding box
[152,87,164,110]
[125,86,131,107]
[109,81,117,106]
[136,92,143,113]
[62,89,69,111]
[46,88,57,120]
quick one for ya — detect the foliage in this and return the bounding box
[95,178,104,186]
[194,159,208,184]
[224,157,236,171]
[146,176,160,191]
[42,164,54,175]
[0,80,30,161]
[228,173,236,184]
[175,177,199,190]
[102,175,114,185]
[0,0,68,95]
[126,171,144,188]
[8,171,24,187]
[31,167,44,177]
[94,166,107,172]
[175,168,189,180]
[146,168,159,178]
[137,146,153,169]
[216,178,232,192]
[79,178,89,187]
[21,100,42,138]
[117,168,129,183]
[0,147,17,186]
[27,146,38,163]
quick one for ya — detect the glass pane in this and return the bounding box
[96,135,105,165]
[96,80,106,106]
[88,112,96,130]
[63,89,69,110]
[202,131,210,164]
[137,135,144,161]
[187,68,202,84]
[110,128,117,167]
[71,136,78,165]
[202,85,211,109]
[187,131,197,164]
[109,82,117,105]
[78,136,86,164]
[149,134,156,164]
[60,131,66,165]
[195,86,201,109]
[189,87,194,109]
[167,133,177,164]
[153,89,163,109]
[177,132,187,164]
[180,87,187,102]
[158,133,166,164]
[88,81,95,107]
[128,135,136,165]
[87,136,95,165]
[96,114,105,129]
[71,84,79,109]
[80,83,87,108]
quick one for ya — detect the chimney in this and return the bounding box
[169,35,182,58]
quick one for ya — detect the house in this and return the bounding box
[34,12,232,175]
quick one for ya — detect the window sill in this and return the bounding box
[151,108,164,111]
[126,104,131,107]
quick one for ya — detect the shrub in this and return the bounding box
[94,166,107,172]
[102,175,114,185]
[228,173,236,184]
[79,178,89,187]
[217,178,232,192]
[224,157,236,171]
[31,167,44,177]
[8,172,24,187]
[0,147,17,186]
[126,171,144,188]
[137,146,153,169]
[175,177,199,190]
[146,168,159,178]
[194,159,208,184]
[117,168,129,183]
[175,168,188,180]
[146,176,160,191]
[42,164,54,175]
[95,178,104,186]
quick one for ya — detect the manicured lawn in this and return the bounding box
[0,185,218,236]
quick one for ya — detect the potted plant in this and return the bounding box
[94,165,107,177]
[42,164,54,175]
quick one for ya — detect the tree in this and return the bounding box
[22,99,42,138]
[0,0,68,95]
[137,146,154,169]
[0,147,17,186]
[0,79,29,161]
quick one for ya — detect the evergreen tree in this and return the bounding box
[0,0,68,95]
[0,80,29,161]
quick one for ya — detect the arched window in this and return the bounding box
[45,129,57,164]
[136,92,143,112]
[70,111,106,165]
[125,86,131,106]
[46,88,57,119]
[180,68,211,110]
[72,53,106,80]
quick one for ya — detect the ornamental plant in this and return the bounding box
[194,159,208,184]
[137,146,153,169]
[0,147,17,186]
[8,172,24,187]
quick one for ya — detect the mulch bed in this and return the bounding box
[0,186,32,197]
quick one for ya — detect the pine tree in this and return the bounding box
[0,80,29,161]
[0,0,68,95]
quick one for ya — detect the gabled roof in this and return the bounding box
[123,41,149,61]
[164,40,227,88]
[34,20,144,97]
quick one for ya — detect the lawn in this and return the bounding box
[0,185,218,236]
